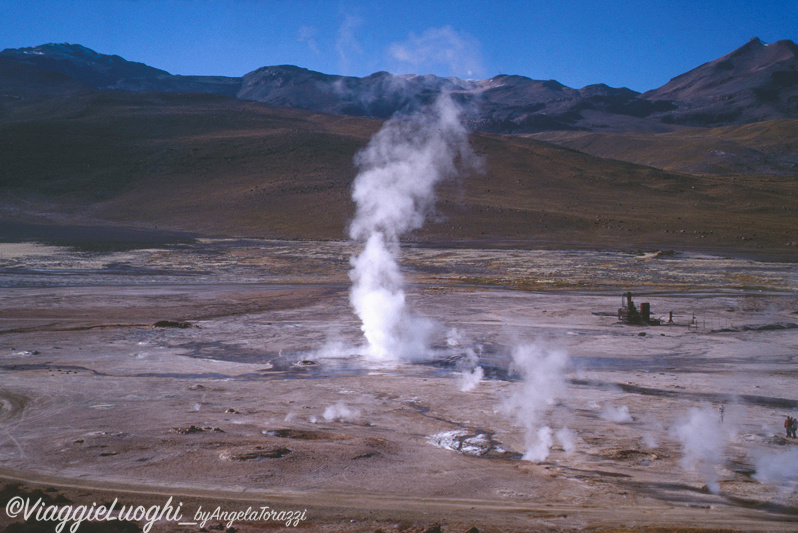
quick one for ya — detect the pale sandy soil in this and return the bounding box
[0,240,796,532]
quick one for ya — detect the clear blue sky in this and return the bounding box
[1,0,795,92]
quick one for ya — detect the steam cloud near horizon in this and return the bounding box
[348,93,476,361]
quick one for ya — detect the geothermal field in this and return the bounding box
[0,238,797,532]
[0,96,797,533]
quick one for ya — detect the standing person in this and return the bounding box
[791,417,798,438]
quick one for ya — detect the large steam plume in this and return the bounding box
[348,94,476,361]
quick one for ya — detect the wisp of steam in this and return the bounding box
[502,343,571,462]
[348,94,476,361]
[671,404,735,494]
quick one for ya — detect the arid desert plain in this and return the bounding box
[0,238,796,532]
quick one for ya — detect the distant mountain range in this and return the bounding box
[1,40,796,254]
[1,38,797,133]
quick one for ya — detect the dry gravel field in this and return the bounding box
[1,239,796,532]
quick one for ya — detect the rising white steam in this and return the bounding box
[555,427,577,454]
[671,404,735,494]
[388,25,484,78]
[348,94,476,361]
[752,448,798,485]
[323,403,360,422]
[600,403,633,423]
[447,327,484,391]
[459,365,484,392]
[502,343,570,462]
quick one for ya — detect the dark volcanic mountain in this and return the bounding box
[1,43,169,88]
[643,38,798,126]
[0,43,242,97]
[2,39,796,132]
[0,57,91,99]
[238,66,461,118]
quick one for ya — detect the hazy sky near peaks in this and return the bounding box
[1,0,795,92]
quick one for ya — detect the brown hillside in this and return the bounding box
[0,92,796,256]
[528,119,798,177]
